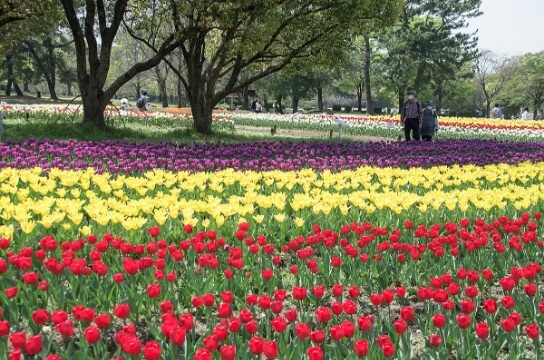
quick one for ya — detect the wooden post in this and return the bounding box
[329,129,333,138]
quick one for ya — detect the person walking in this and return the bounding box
[400,89,422,141]
[421,100,439,141]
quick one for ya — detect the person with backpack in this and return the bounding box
[490,104,503,119]
[400,89,422,141]
[421,100,439,141]
[137,91,148,112]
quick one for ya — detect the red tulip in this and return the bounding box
[475,323,489,339]
[262,340,278,359]
[310,330,325,343]
[500,318,516,332]
[315,307,332,323]
[220,345,236,360]
[0,320,10,337]
[525,324,540,339]
[148,227,160,238]
[429,333,442,347]
[114,304,131,319]
[456,313,471,329]
[83,325,101,343]
[56,320,75,338]
[248,336,264,355]
[25,334,42,356]
[394,319,408,335]
[295,323,311,339]
[9,331,26,349]
[400,306,415,322]
[432,313,446,328]
[270,317,287,333]
[354,339,369,357]
[483,299,497,314]
[94,313,111,329]
[32,309,49,325]
[143,340,161,360]
[329,325,345,341]
[307,346,324,360]
[193,348,212,360]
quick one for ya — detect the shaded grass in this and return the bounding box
[1,117,347,144]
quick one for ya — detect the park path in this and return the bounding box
[234,125,392,142]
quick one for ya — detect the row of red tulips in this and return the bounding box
[0,213,542,358]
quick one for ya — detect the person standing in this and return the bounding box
[400,89,422,141]
[420,100,439,141]
[521,107,530,120]
[490,103,503,119]
[137,91,149,112]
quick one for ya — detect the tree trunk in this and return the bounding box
[317,87,323,112]
[5,53,14,96]
[13,79,23,96]
[413,65,425,92]
[67,83,73,96]
[276,95,284,114]
[242,85,249,110]
[263,96,269,112]
[44,76,58,100]
[398,88,404,112]
[191,97,214,135]
[82,97,106,128]
[135,82,141,101]
[177,78,184,107]
[363,35,374,115]
[485,99,491,118]
[155,66,169,108]
[24,82,29,92]
[292,96,299,113]
[357,82,363,112]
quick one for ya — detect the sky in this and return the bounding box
[465,0,544,55]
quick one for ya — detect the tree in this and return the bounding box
[475,50,516,118]
[141,0,400,134]
[377,0,481,109]
[59,0,185,127]
[25,34,73,100]
[517,52,544,117]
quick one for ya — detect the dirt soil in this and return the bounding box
[235,125,392,142]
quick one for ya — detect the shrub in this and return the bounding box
[332,104,342,112]
[344,106,352,112]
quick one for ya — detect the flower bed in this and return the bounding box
[1,139,544,173]
[1,134,544,358]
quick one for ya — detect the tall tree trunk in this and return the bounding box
[25,39,59,100]
[317,87,323,112]
[357,82,363,112]
[13,80,23,96]
[413,65,425,92]
[177,78,184,107]
[276,95,284,114]
[190,90,214,135]
[263,96,269,112]
[363,35,374,115]
[5,53,14,96]
[154,65,169,108]
[242,85,249,110]
[44,77,58,100]
[485,99,491,118]
[82,96,106,127]
[135,82,141,101]
[398,87,404,111]
[24,82,29,92]
[292,96,299,113]
[67,83,73,96]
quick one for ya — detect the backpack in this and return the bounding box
[136,97,145,110]
[491,108,498,118]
